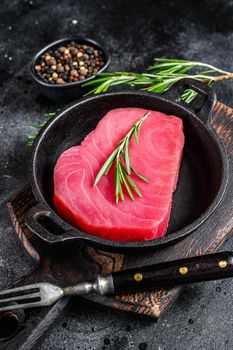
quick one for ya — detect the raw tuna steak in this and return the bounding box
[54,108,184,241]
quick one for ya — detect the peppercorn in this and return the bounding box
[79,67,87,75]
[56,78,65,84]
[52,72,58,79]
[34,41,105,84]
[58,46,66,53]
[61,72,68,80]
[57,65,65,73]
[70,69,78,76]
[70,48,78,55]
[47,58,56,66]
[54,51,60,58]
[86,48,94,55]
[66,58,72,64]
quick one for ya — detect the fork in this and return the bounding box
[1,251,233,312]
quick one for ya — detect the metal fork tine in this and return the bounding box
[0,301,43,313]
[0,292,41,305]
[0,282,64,312]
[0,284,40,296]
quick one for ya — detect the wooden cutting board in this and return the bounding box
[1,101,233,350]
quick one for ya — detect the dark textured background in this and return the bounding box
[1,0,233,349]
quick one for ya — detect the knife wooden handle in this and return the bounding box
[111,251,233,293]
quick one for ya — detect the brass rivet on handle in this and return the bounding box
[134,273,143,282]
[218,260,227,268]
[179,266,188,275]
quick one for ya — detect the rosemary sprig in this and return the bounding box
[83,58,233,102]
[26,112,56,146]
[94,112,150,204]
[27,58,233,147]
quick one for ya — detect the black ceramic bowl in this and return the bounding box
[30,37,110,103]
[25,80,228,252]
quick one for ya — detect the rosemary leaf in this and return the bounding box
[104,158,115,175]
[26,133,36,139]
[181,89,198,103]
[154,58,190,63]
[94,148,118,186]
[131,167,150,183]
[44,112,56,116]
[116,161,124,204]
[122,166,142,198]
[124,137,131,174]
[119,183,124,202]
[115,161,120,204]
[134,127,139,144]
[118,163,135,201]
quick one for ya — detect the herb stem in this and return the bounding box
[210,73,233,82]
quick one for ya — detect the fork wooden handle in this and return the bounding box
[110,251,233,293]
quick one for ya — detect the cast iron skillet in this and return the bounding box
[25,79,228,252]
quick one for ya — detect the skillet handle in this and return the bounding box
[163,78,216,124]
[25,203,74,244]
[110,251,233,294]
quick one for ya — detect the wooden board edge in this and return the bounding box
[6,200,41,277]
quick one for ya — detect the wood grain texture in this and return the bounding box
[2,101,233,349]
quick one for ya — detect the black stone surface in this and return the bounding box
[0,0,233,349]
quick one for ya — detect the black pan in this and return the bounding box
[25,79,228,252]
